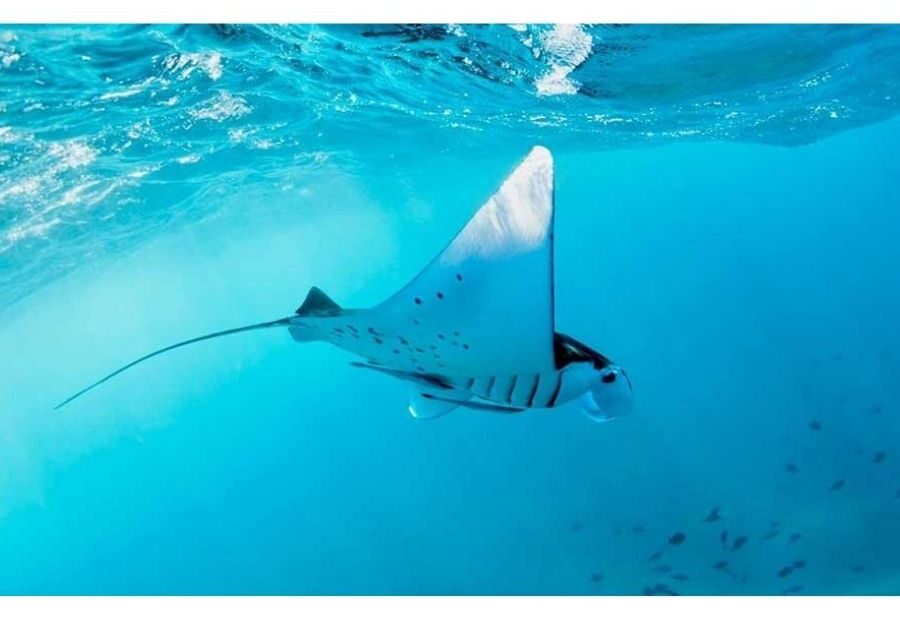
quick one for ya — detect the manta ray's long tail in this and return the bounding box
[54,316,295,410]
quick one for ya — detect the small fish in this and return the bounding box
[793,559,807,570]
[781,585,804,595]
[653,583,678,596]
[830,479,845,492]
[809,420,822,431]
[653,564,673,574]
[785,462,799,474]
[788,532,802,544]
[873,451,886,464]
[668,532,686,545]
[647,550,663,563]
[670,573,690,582]
[703,506,721,523]
[731,535,748,551]
[777,566,794,579]
[591,572,603,583]
[720,530,729,547]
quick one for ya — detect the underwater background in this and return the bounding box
[1,24,900,594]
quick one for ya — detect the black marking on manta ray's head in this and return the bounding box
[602,372,617,384]
[554,332,612,371]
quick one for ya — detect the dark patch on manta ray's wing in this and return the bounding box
[55,316,295,409]
[421,393,525,414]
[350,361,453,390]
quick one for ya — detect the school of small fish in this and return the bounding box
[574,386,896,595]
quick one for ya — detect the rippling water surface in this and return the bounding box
[3,24,900,305]
[1,24,900,594]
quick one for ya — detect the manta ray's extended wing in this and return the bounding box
[54,317,293,409]
[354,145,557,377]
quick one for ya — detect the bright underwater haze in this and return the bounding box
[0,25,899,594]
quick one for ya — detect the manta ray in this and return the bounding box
[56,146,633,422]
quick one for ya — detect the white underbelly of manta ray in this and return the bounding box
[56,146,634,422]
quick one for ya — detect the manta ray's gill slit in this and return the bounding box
[505,376,517,403]
[525,374,541,407]
[346,324,358,334]
[485,376,497,397]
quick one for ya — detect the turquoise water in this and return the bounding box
[1,24,900,594]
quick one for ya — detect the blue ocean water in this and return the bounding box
[1,24,900,594]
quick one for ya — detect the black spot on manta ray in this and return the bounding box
[463,343,470,349]
[438,334,446,340]
[602,372,617,384]
[436,292,444,299]
[373,337,383,345]
[456,273,463,281]
[414,297,422,305]
[393,349,401,354]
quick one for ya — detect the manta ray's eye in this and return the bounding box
[602,372,617,384]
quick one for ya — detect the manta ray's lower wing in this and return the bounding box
[358,146,557,377]
[54,317,293,409]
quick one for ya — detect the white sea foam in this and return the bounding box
[1,52,20,68]
[532,24,593,97]
[162,51,223,81]
[190,92,251,122]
